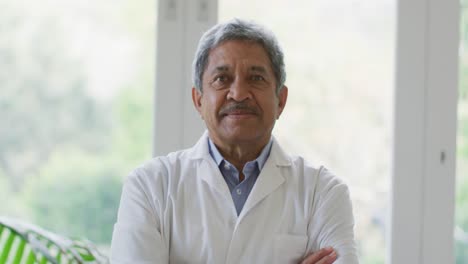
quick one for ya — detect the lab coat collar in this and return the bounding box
[188,131,291,165]
[238,139,291,221]
[189,131,236,215]
[188,131,212,160]
[189,131,292,220]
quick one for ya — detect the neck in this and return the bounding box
[211,138,270,172]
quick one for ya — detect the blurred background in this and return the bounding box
[0,0,155,251]
[0,0,466,263]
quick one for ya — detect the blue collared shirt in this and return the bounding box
[208,138,273,215]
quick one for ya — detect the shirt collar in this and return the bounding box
[208,137,273,171]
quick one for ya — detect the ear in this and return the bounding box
[192,87,203,114]
[276,86,288,119]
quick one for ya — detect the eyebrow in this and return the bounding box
[209,66,229,75]
[208,65,269,75]
[249,66,267,74]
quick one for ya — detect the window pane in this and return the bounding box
[0,0,155,248]
[455,1,468,262]
[219,1,395,263]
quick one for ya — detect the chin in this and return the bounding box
[222,130,265,144]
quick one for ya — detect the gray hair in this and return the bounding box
[192,18,286,94]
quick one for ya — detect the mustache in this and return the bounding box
[219,102,259,116]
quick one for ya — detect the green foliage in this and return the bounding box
[21,150,123,244]
[456,177,468,231]
[0,172,28,219]
[15,80,154,244]
[0,0,154,248]
[456,240,468,264]
[455,164,468,264]
[457,3,468,263]
[361,254,385,264]
[459,59,468,100]
[0,1,110,191]
[112,86,153,165]
[0,218,107,263]
[461,0,468,50]
[458,116,468,158]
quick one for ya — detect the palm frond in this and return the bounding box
[0,217,108,264]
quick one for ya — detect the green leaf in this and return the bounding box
[1,218,108,263]
[0,232,16,263]
[13,239,26,263]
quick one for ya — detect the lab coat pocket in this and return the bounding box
[273,234,308,264]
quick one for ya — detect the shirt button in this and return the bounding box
[224,163,230,170]
[236,189,242,195]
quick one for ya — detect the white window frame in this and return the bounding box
[154,0,217,156]
[391,0,459,263]
[154,0,460,263]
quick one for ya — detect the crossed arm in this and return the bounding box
[110,166,358,263]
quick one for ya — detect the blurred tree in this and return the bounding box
[457,2,468,263]
[20,83,153,244]
[0,0,154,245]
[0,1,109,191]
[21,150,122,244]
[112,84,153,166]
[455,175,468,263]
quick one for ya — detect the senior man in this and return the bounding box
[110,19,358,264]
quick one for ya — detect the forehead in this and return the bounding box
[205,40,272,71]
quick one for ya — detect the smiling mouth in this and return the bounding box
[225,110,256,115]
[224,112,256,120]
[221,109,258,119]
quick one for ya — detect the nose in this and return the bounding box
[226,77,252,102]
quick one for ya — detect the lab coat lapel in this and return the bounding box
[197,158,232,197]
[238,139,291,221]
[189,131,232,199]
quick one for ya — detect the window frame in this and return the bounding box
[391,0,459,263]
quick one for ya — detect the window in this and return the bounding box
[0,0,155,248]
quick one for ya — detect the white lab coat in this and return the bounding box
[110,132,359,264]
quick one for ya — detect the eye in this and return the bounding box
[214,75,228,82]
[251,75,265,81]
[211,75,230,89]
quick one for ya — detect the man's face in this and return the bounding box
[192,40,288,147]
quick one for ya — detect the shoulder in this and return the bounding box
[284,150,346,184]
[270,138,348,188]
[124,147,196,194]
[279,149,351,203]
[311,165,350,196]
